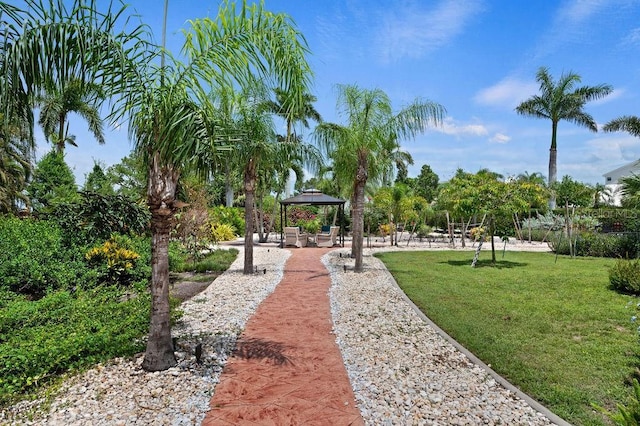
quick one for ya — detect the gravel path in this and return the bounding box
[3,238,563,425]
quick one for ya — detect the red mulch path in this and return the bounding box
[202,247,364,426]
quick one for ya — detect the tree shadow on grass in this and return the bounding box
[443,259,529,269]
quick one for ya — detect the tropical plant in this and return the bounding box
[36,78,105,153]
[412,164,439,203]
[515,67,612,208]
[604,116,640,138]
[314,84,445,271]
[124,2,312,370]
[26,150,79,211]
[0,115,32,213]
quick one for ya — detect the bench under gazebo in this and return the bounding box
[279,189,346,248]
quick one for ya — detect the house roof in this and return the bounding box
[280,189,345,206]
[603,159,640,178]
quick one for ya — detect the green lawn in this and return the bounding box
[376,250,640,426]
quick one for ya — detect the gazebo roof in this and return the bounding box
[280,189,345,206]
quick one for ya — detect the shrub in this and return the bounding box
[211,223,237,242]
[609,259,640,294]
[0,287,151,404]
[45,191,150,247]
[0,217,91,297]
[85,234,141,286]
[209,206,245,235]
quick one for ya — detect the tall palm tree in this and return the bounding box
[263,87,322,143]
[36,78,105,153]
[515,67,612,208]
[314,84,444,272]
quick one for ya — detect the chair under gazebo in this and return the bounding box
[279,189,346,248]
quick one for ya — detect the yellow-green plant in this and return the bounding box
[86,235,140,285]
[211,223,236,243]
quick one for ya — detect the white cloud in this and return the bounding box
[474,77,538,109]
[376,0,483,62]
[623,28,640,45]
[431,117,489,137]
[490,133,511,144]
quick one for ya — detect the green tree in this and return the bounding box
[0,116,32,213]
[105,153,147,202]
[122,3,312,369]
[36,78,105,153]
[314,84,444,271]
[83,161,114,195]
[27,150,79,211]
[552,175,592,208]
[515,67,612,208]
[412,164,439,202]
[438,169,545,264]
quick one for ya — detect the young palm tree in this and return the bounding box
[314,84,444,272]
[124,4,313,369]
[515,67,612,208]
[3,0,313,371]
[36,78,105,153]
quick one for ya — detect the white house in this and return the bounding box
[603,159,640,206]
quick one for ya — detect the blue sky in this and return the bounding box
[40,0,640,186]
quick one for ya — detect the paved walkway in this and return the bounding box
[202,247,364,426]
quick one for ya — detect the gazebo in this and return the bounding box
[279,189,346,247]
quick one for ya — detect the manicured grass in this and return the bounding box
[376,250,640,426]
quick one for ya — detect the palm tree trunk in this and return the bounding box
[225,162,234,207]
[353,155,367,272]
[548,121,558,209]
[142,154,178,371]
[243,159,256,274]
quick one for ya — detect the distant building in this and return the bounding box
[603,159,640,206]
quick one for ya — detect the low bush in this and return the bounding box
[549,231,640,259]
[609,258,640,294]
[0,217,92,297]
[85,234,142,286]
[209,206,245,235]
[0,286,151,404]
[211,223,236,242]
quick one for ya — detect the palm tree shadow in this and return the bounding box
[443,259,529,269]
[232,337,293,366]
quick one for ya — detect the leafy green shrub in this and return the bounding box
[45,191,150,247]
[0,217,92,297]
[209,206,245,235]
[0,287,151,404]
[550,231,640,259]
[211,223,236,242]
[609,259,640,294]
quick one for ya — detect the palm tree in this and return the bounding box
[515,67,612,208]
[603,116,640,137]
[0,116,32,213]
[263,88,322,142]
[122,4,313,369]
[3,0,312,371]
[36,78,105,153]
[314,84,444,272]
